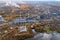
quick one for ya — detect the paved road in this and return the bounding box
[0,22,13,26]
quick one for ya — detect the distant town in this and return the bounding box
[0,1,60,40]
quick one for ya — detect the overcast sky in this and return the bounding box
[0,0,60,3]
[0,0,60,1]
[10,0,60,1]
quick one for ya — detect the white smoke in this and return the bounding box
[5,0,19,7]
[2,0,25,7]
